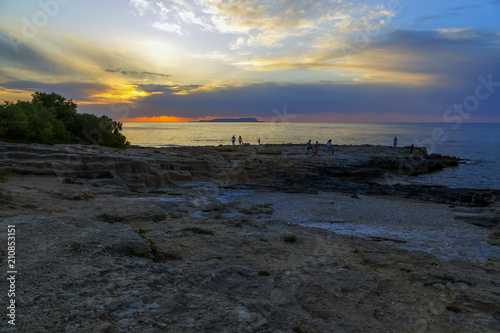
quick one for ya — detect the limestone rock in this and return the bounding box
[115,161,177,192]
[0,189,13,204]
[0,142,499,332]
[488,223,500,246]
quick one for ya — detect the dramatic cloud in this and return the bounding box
[0,80,110,102]
[0,25,172,104]
[75,28,499,122]
[1,1,499,122]
[130,0,398,48]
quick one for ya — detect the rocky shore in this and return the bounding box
[0,141,499,332]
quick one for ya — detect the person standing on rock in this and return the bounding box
[258,138,261,145]
[239,136,243,145]
[314,141,319,156]
[306,140,313,154]
[327,139,333,155]
[393,136,398,148]
[232,135,236,146]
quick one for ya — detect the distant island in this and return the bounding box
[198,118,260,123]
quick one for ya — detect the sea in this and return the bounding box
[122,122,500,190]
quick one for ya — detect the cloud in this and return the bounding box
[0,24,173,104]
[73,28,499,122]
[84,69,498,123]
[0,80,110,102]
[129,0,154,16]
[151,21,183,35]
[413,0,500,23]
[1,31,133,82]
[140,72,171,77]
[450,0,500,12]
[434,28,478,40]
[104,68,170,77]
[231,29,500,87]
[2,2,499,124]
[130,0,398,49]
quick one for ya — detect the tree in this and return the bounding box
[0,92,128,148]
[0,101,71,144]
[75,113,128,148]
[31,92,79,141]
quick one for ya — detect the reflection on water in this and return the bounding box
[123,122,440,147]
[122,122,500,189]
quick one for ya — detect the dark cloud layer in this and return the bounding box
[414,1,500,24]
[372,29,500,86]
[96,79,496,121]
[104,68,170,77]
[0,80,109,102]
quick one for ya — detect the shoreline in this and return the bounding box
[0,141,499,331]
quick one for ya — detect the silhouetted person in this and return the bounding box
[393,136,398,148]
[327,139,333,155]
[306,140,313,154]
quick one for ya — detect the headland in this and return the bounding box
[0,141,498,332]
[198,117,260,122]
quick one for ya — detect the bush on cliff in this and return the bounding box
[0,92,128,148]
[0,100,72,144]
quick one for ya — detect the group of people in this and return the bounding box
[230,136,408,154]
[231,135,243,146]
[306,139,334,156]
[393,136,414,153]
[231,136,263,146]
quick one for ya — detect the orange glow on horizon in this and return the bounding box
[120,116,194,122]
[120,116,266,122]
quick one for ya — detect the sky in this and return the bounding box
[0,0,499,122]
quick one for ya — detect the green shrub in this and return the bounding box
[0,92,128,148]
[75,113,128,148]
[0,101,72,144]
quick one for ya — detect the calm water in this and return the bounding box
[122,122,500,190]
